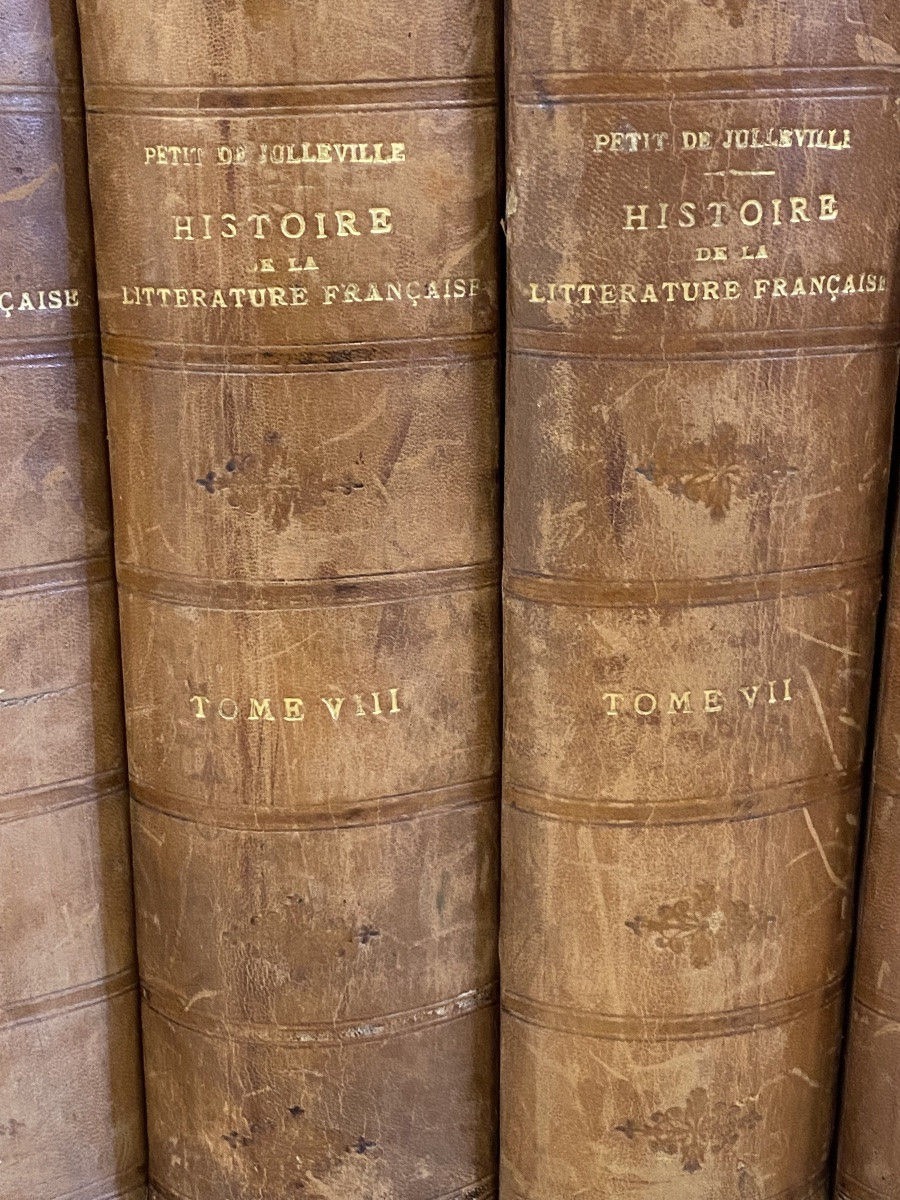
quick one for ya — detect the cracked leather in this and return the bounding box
[838,511,900,1199]
[0,2,146,1199]
[75,2,501,1198]
[503,3,900,1199]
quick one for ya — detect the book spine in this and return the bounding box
[76,3,501,1198]
[0,2,146,1198]
[837,510,900,1199]
[503,4,900,1198]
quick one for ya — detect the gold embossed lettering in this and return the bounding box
[335,210,360,237]
[248,698,276,722]
[623,205,649,231]
[280,213,306,238]
[740,685,761,709]
[369,207,393,234]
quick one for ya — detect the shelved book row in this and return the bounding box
[2,2,900,1199]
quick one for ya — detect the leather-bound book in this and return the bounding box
[503,3,900,1198]
[837,505,900,1199]
[0,2,146,1199]
[75,3,500,1198]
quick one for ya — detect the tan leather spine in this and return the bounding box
[503,5,900,1199]
[75,4,501,1198]
[0,2,146,1199]
[837,514,900,1196]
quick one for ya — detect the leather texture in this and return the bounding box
[0,2,146,1199]
[503,3,900,1199]
[75,3,501,1198]
[837,508,900,1200]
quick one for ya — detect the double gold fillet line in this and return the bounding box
[150,1178,496,1200]
[0,768,127,826]
[119,559,499,611]
[0,333,99,361]
[511,63,900,104]
[504,1172,827,1200]
[84,76,497,116]
[505,555,881,610]
[133,776,496,833]
[511,325,900,362]
[503,976,844,1044]
[100,331,498,370]
[0,555,113,597]
[145,982,498,1048]
[506,770,860,828]
[0,968,137,1034]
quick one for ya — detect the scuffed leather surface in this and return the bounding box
[837,512,900,1200]
[77,2,501,1198]
[0,2,146,1198]
[503,2,900,1198]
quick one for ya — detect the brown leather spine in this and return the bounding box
[74,3,501,1198]
[0,2,146,1199]
[503,5,900,1199]
[837,515,900,1195]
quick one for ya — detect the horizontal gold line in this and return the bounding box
[502,976,844,1043]
[0,555,112,598]
[512,339,898,366]
[87,75,493,93]
[86,76,496,115]
[515,88,892,108]
[101,330,498,372]
[119,560,499,611]
[0,333,99,362]
[510,326,899,361]
[504,557,880,609]
[504,771,859,827]
[144,983,498,1047]
[0,101,85,116]
[91,101,495,117]
[132,776,497,832]
[0,969,138,1033]
[511,64,899,103]
[502,1172,825,1200]
[151,1178,493,1200]
[0,769,127,826]
[0,83,84,94]
[516,63,897,81]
